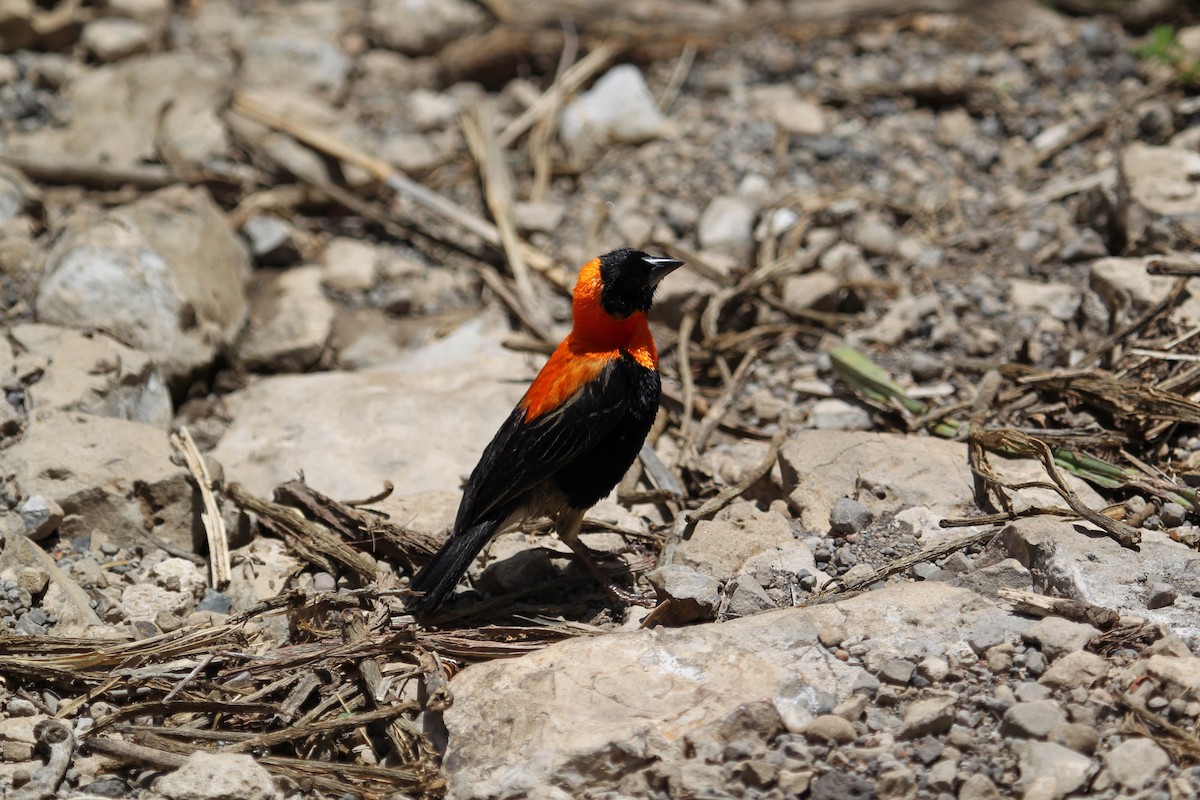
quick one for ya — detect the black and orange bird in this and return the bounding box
[405,248,683,614]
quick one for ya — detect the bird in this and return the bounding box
[405,248,683,614]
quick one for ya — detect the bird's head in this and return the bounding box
[576,248,684,321]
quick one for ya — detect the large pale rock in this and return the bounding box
[367,0,485,55]
[0,514,102,631]
[11,323,172,427]
[155,751,277,800]
[560,65,667,152]
[672,501,794,579]
[1118,143,1200,252]
[442,583,1015,799]
[234,266,335,372]
[36,186,250,382]
[4,52,232,166]
[213,314,530,499]
[985,518,1200,640]
[1091,256,1200,328]
[4,412,195,552]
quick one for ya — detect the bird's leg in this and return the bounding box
[555,510,656,607]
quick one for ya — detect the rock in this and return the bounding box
[804,714,855,745]
[809,398,873,431]
[321,237,377,293]
[1008,279,1081,321]
[671,501,796,581]
[0,516,102,629]
[999,700,1066,739]
[1145,655,1200,700]
[958,773,1003,800]
[150,558,206,600]
[783,271,842,311]
[512,200,567,236]
[697,195,756,256]
[213,314,529,499]
[4,52,231,168]
[241,215,301,266]
[560,65,667,152]
[830,498,873,536]
[1090,255,1200,328]
[811,770,874,800]
[896,695,956,740]
[724,576,776,618]
[755,85,826,136]
[0,715,44,761]
[1103,738,1170,790]
[949,558,1033,599]
[646,565,721,624]
[1038,650,1107,689]
[367,0,485,55]
[1049,723,1100,755]
[856,293,938,346]
[1023,616,1098,662]
[876,767,915,800]
[5,413,193,552]
[876,658,916,686]
[854,214,897,257]
[36,186,250,383]
[81,18,154,61]
[121,583,190,623]
[1016,741,1095,797]
[1118,143,1200,252]
[989,517,1200,640]
[18,495,62,541]
[1147,581,1177,609]
[242,30,351,98]
[441,582,995,798]
[234,267,334,372]
[1161,501,1188,528]
[155,751,276,800]
[11,323,172,428]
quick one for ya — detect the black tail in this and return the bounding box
[406,517,505,615]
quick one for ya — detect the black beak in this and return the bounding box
[644,255,684,286]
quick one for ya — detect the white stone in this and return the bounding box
[561,65,666,151]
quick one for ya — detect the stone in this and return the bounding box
[804,714,855,745]
[212,314,529,500]
[121,583,190,623]
[1016,741,1095,796]
[897,695,956,740]
[1023,616,1098,662]
[81,18,154,62]
[18,495,62,541]
[1118,143,1200,252]
[1147,581,1177,609]
[1048,723,1099,755]
[810,770,874,800]
[4,52,231,168]
[783,271,842,311]
[155,751,276,800]
[1145,655,1200,700]
[5,413,194,552]
[724,576,776,618]
[756,85,826,136]
[876,767,915,800]
[830,498,873,536]
[234,266,334,373]
[560,65,667,151]
[512,200,567,236]
[441,582,997,798]
[0,516,103,629]
[367,0,485,55]
[646,565,721,624]
[958,773,1003,800]
[854,214,897,257]
[672,501,796,581]
[1039,650,1108,690]
[1103,738,1170,790]
[241,215,301,266]
[1160,501,1187,528]
[242,30,351,98]
[877,658,916,686]
[36,186,250,383]
[999,700,1066,739]
[321,237,378,293]
[809,398,873,431]
[949,558,1033,599]
[698,195,756,256]
[10,323,172,428]
[150,558,207,600]
[1008,279,1081,322]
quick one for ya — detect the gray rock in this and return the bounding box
[1016,741,1096,796]
[958,773,1004,800]
[724,576,776,618]
[213,313,527,500]
[803,714,855,745]
[783,271,842,311]
[1049,723,1100,755]
[698,195,756,255]
[1023,616,1099,662]
[18,496,63,541]
[235,266,334,373]
[11,323,172,428]
[155,751,276,800]
[321,237,378,293]
[1008,279,1081,322]
[647,565,721,624]
[854,214,897,257]
[36,186,250,383]
[560,65,666,152]
[241,214,301,266]
[242,31,351,98]
[1103,738,1170,790]
[1039,651,1108,690]
[672,501,799,581]
[950,558,1033,599]
[755,85,826,136]
[1161,501,1188,528]
[830,498,872,536]
[1119,143,1200,252]
[1147,582,1178,609]
[809,398,873,431]
[81,18,154,62]
[810,769,873,800]
[367,0,485,55]
[877,658,916,686]
[120,583,190,623]
[0,515,102,630]
[897,695,956,740]
[1000,700,1066,739]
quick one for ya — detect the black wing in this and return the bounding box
[453,357,636,533]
